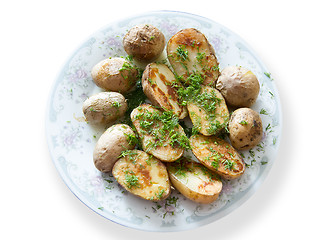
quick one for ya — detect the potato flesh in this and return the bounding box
[142,63,187,119]
[187,86,229,136]
[130,104,185,162]
[190,134,245,179]
[167,28,219,86]
[112,150,170,201]
[167,159,222,204]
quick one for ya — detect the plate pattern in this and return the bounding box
[46,11,281,231]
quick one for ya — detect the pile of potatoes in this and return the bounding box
[82,24,263,204]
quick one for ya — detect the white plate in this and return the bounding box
[46,10,282,232]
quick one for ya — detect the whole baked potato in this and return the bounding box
[216,66,260,107]
[112,150,171,201]
[123,24,165,62]
[91,57,138,93]
[82,91,127,125]
[93,124,136,172]
[228,108,263,150]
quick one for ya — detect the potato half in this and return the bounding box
[130,104,188,162]
[190,134,245,179]
[93,124,136,172]
[112,150,171,201]
[142,63,187,119]
[187,85,229,136]
[82,91,127,125]
[167,28,219,86]
[167,158,222,204]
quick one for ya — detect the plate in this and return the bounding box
[46,10,282,232]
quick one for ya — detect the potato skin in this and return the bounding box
[142,63,187,119]
[190,134,245,179]
[228,108,263,150]
[167,158,222,204]
[91,57,138,93]
[123,24,165,62]
[93,124,136,172]
[82,91,127,125]
[187,85,229,136]
[166,28,219,86]
[130,104,186,162]
[216,66,260,107]
[112,150,171,201]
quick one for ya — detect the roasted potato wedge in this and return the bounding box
[142,63,187,119]
[190,134,245,179]
[166,28,219,86]
[130,104,188,162]
[187,85,229,136]
[167,157,222,204]
[112,150,171,201]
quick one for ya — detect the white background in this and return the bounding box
[1,0,334,239]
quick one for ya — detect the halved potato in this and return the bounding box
[142,63,188,119]
[130,104,188,162]
[187,85,229,136]
[190,134,245,179]
[112,150,171,201]
[166,28,219,86]
[167,157,222,204]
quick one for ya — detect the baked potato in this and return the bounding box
[93,124,136,172]
[142,63,188,119]
[130,104,188,162]
[228,108,263,150]
[166,28,219,86]
[82,91,127,125]
[123,24,165,62]
[167,157,222,204]
[187,85,229,136]
[216,66,260,107]
[190,134,245,179]
[91,57,138,93]
[112,150,171,201]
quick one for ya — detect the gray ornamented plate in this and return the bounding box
[46,10,282,232]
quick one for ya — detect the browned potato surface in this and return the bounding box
[167,158,222,204]
[190,134,245,179]
[82,91,127,125]
[130,104,188,162]
[228,108,263,150]
[91,57,138,93]
[123,24,165,62]
[93,124,136,172]
[216,66,260,107]
[142,63,187,119]
[187,85,229,136]
[112,150,171,201]
[166,28,219,86]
